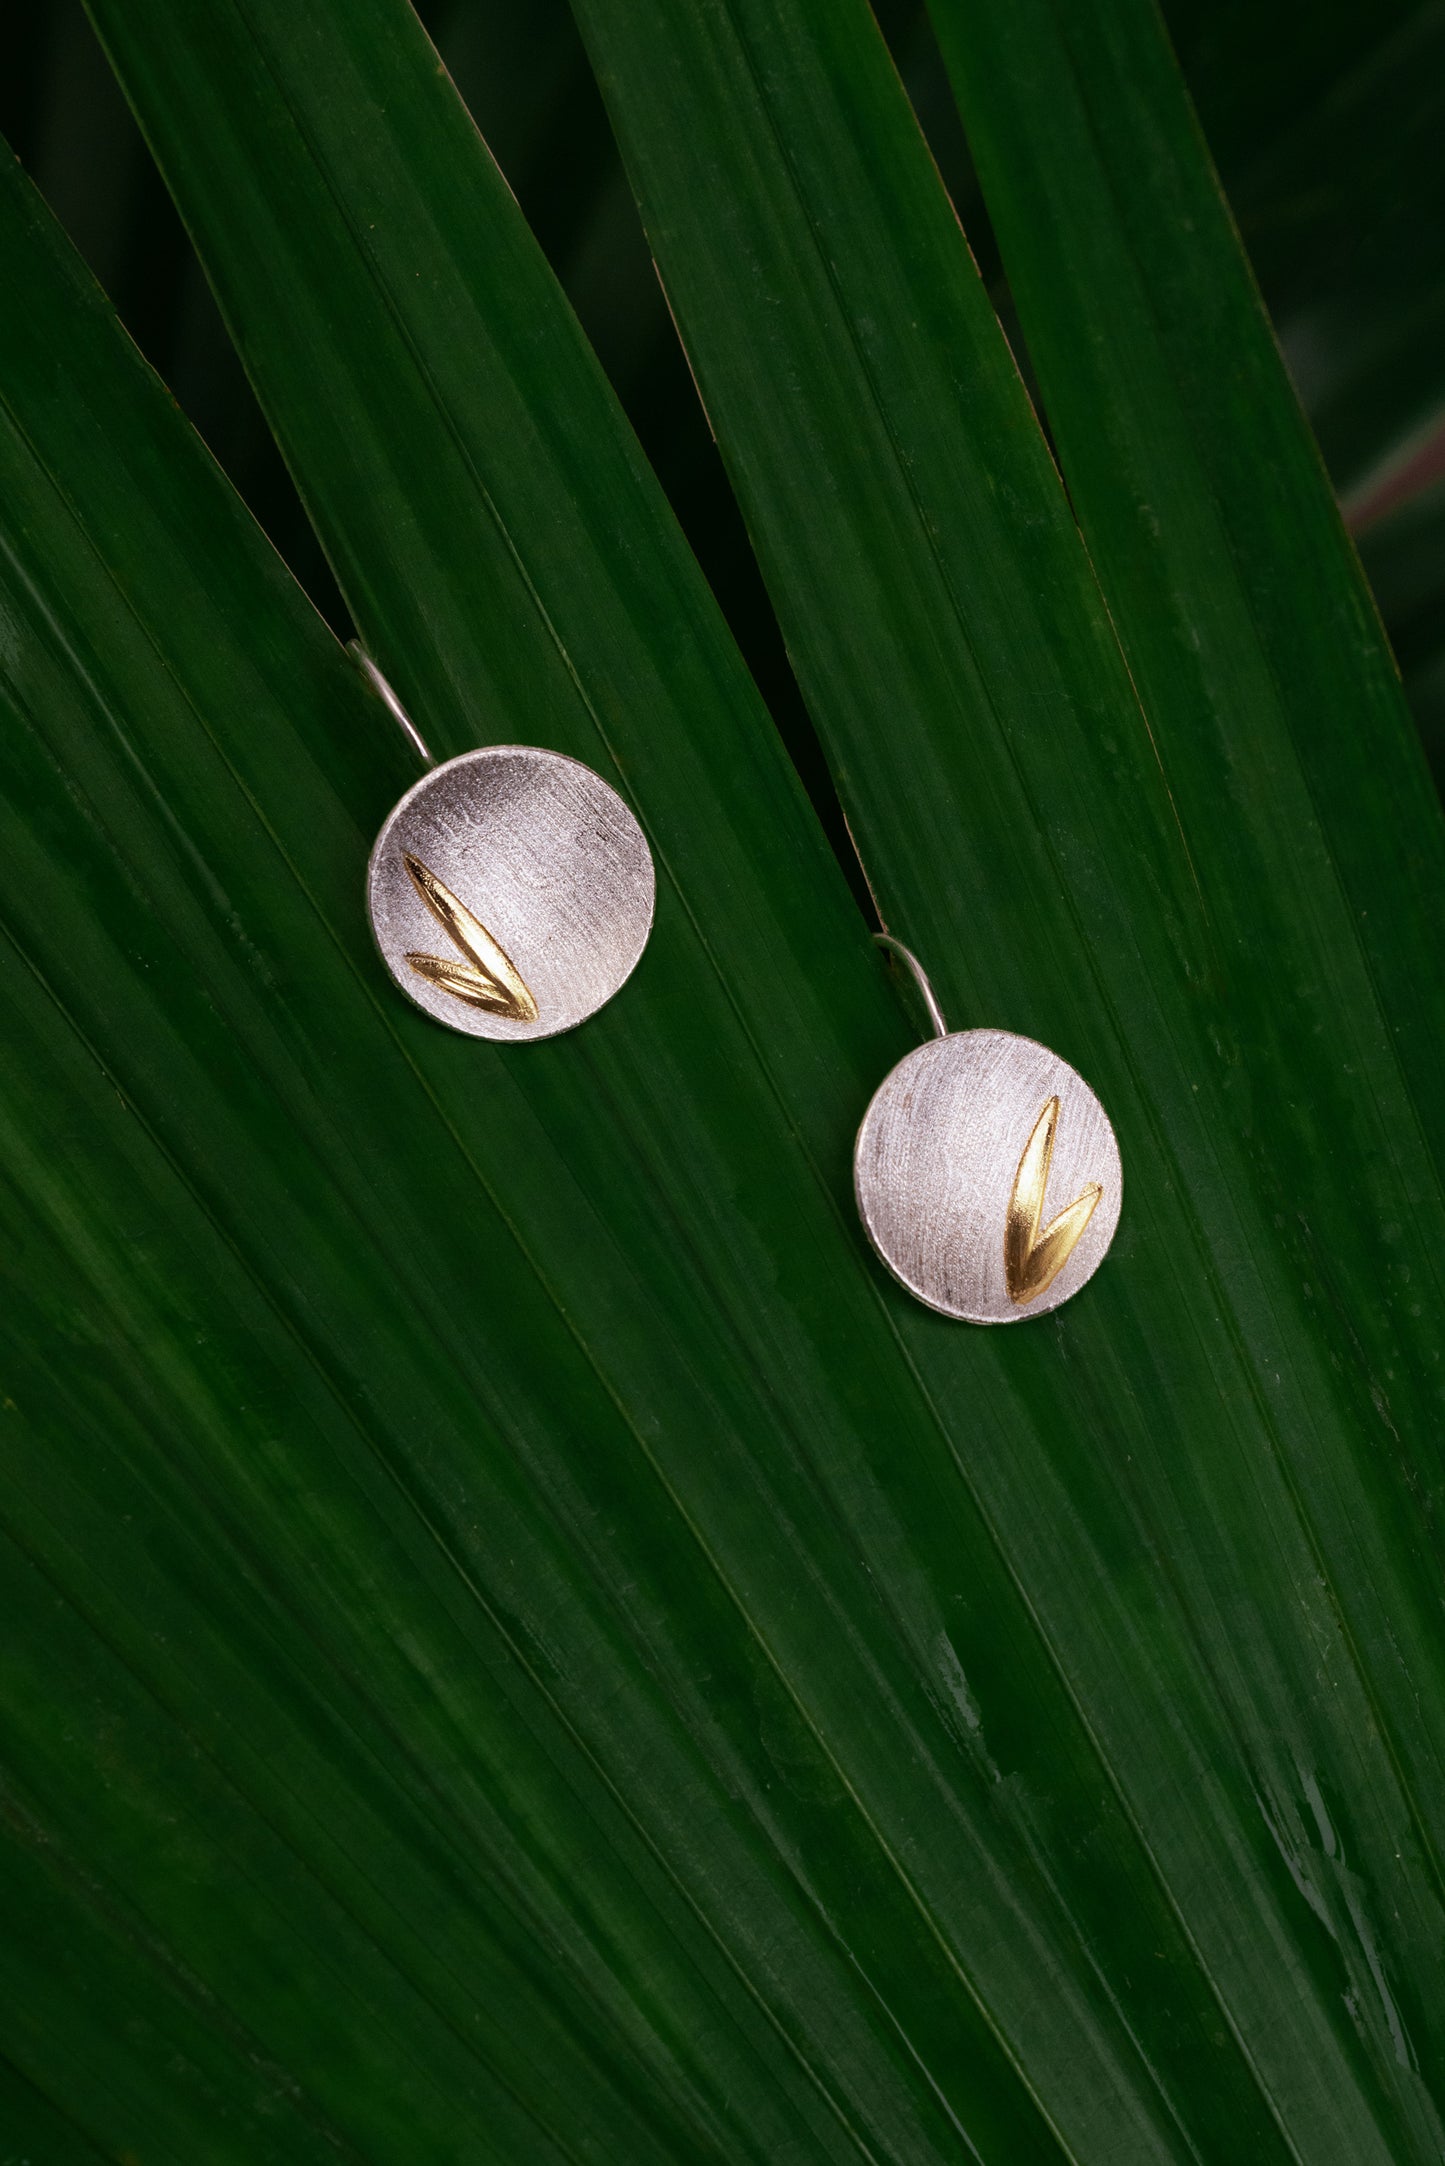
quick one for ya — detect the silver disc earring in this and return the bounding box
[356,649,655,1041]
[854,936,1121,1322]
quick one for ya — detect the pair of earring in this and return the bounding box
[360,655,1121,1324]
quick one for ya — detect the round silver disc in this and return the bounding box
[854,1028,1122,1323]
[367,747,655,1041]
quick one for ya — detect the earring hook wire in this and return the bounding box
[874,932,948,1039]
[349,641,437,769]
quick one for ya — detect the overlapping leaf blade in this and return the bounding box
[0,11,1307,2155]
[3,0,1443,2153]
[0,149,992,2163]
[921,0,1445,1957]
[555,0,1445,2153]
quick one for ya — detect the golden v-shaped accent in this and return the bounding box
[402,852,539,1023]
[1004,1095,1102,1306]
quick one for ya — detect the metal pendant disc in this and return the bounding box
[854,1028,1122,1322]
[367,747,655,1041]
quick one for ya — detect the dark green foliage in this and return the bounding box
[0,0,1442,2156]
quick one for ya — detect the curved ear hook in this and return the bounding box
[874,931,948,1039]
[349,640,437,769]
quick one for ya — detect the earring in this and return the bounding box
[356,648,655,1041]
[854,937,1121,1322]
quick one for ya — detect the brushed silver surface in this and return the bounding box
[367,747,654,1040]
[854,1029,1122,1322]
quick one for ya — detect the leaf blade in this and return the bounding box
[557,0,1445,2150]
[0,59,1255,2164]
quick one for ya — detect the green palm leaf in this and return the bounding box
[569,0,1445,2147]
[0,0,1441,2155]
[0,89,1220,2166]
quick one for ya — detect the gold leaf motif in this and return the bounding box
[402,852,539,1023]
[1004,1095,1102,1305]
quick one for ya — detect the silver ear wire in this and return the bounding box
[874,931,948,1039]
[349,640,437,769]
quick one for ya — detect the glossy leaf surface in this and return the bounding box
[0,0,1441,2155]
[0,46,1265,2166]
[561,0,1445,2153]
